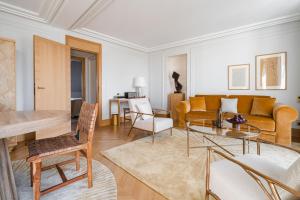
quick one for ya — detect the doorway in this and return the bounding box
[163,54,188,109]
[66,36,102,126]
[70,50,97,128]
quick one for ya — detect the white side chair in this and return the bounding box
[205,144,300,200]
[127,98,173,143]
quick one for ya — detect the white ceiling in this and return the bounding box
[0,0,300,51]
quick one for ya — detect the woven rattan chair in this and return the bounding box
[27,102,98,200]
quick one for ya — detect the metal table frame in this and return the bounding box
[186,121,261,157]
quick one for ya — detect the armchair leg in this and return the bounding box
[152,131,155,143]
[128,125,134,136]
[170,128,173,136]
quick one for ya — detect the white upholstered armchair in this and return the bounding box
[127,98,173,143]
[205,144,300,200]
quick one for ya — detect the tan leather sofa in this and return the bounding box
[176,95,298,145]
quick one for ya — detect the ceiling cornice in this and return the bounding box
[40,0,66,23]
[74,28,148,52]
[0,0,299,53]
[0,0,66,24]
[0,1,46,23]
[147,13,300,52]
[69,0,114,30]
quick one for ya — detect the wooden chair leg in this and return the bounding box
[33,161,41,200]
[30,162,33,187]
[75,151,80,171]
[87,146,93,188]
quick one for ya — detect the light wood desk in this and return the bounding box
[0,110,70,200]
[109,99,129,125]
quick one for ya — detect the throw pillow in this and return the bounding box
[221,98,238,113]
[251,97,275,117]
[136,102,153,120]
[190,97,206,111]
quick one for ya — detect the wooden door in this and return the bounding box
[34,35,71,139]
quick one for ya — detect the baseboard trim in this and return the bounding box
[99,119,111,127]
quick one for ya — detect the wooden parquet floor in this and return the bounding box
[11,123,167,200]
[10,122,300,200]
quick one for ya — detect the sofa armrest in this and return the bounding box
[273,103,298,145]
[176,101,191,127]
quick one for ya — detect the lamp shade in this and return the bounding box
[133,76,146,88]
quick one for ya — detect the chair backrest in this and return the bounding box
[127,98,152,123]
[76,102,98,144]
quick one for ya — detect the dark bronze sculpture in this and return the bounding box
[172,71,182,93]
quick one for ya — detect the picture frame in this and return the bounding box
[255,52,287,90]
[228,64,250,90]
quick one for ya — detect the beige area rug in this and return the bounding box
[103,128,300,200]
[12,156,117,200]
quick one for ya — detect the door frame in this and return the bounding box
[66,35,103,126]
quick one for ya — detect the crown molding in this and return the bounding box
[74,28,148,52]
[0,0,299,53]
[40,0,66,23]
[0,0,66,24]
[0,1,47,23]
[70,0,114,30]
[147,13,300,52]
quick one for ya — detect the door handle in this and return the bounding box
[37,86,45,89]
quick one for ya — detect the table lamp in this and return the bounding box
[133,76,146,97]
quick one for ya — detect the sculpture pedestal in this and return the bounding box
[168,93,185,121]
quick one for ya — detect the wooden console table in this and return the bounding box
[109,99,129,125]
[0,110,69,200]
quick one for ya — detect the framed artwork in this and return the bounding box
[256,52,287,90]
[228,64,250,90]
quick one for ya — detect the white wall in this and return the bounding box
[0,12,148,120]
[149,21,300,117]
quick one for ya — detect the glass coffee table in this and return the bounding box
[186,119,261,157]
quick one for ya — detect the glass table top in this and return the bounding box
[187,119,260,139]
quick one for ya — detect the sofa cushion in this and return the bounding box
[221,98,238,113]
[251,97,276,117]
[186,111,216,121]
[246,115,275,132]
[195,95,226,111]
[222,113,275,132]
[228,95,270,114]
[133,117,173,132]
[190,97,206,111]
